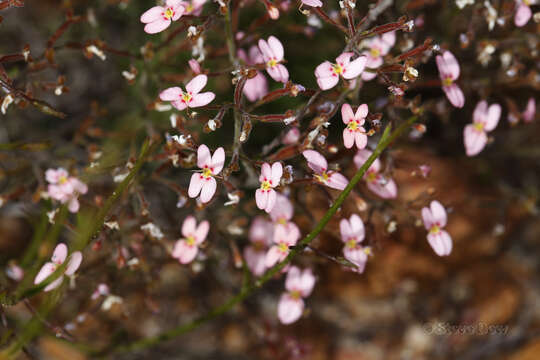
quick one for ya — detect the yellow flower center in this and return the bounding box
[202,167,213,179]
[278,243,289,253]
[182,93,192,104]
[347,120,359,131]
[370,48,381,58]
[346,238,357,249]
[474,122,484,132]
[164,8,174,19]
[260,180,272,191]
[290,290,301,300]
[314,172,330,184]
[443,77,453,86]
[366,171,377,183]
[363,247,372,256]
[267,59,277,68]
[185,4,194,12]
[185,236,196,246]
[59,176,68,184]
[430,225,440,234]
[277,218,287,225]
[333,64,343,75]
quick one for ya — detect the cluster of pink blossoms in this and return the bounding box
[45,168,88,213]
[340,214,371,273]
[34,243,82,292]
[360,32,396,82]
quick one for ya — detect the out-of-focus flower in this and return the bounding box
[188,145,225,203]
[456,0,475,9]
[282,127,300,145]
[315,52,367,90]
[6,263,24,282]
[34,243,82,292]
[265,221,300,267]
[340,214,370,273]
[302,0,323,7]
[160,74,215,111]
[244,217,273,276]
[188,58,202,74]
[523,97,536,123]
[353,149,398,199]
[514,0,536,27]
[46,168,88,213]
[436,51,464,108]
[464,101,501,156]
[256,162,283,213]
[91,283,110,300]
[237,46,268,102]
[303,150,349,190]
[422,201,452,256]
[278,266,315,324]
[172,216,210,264]
[361,32,395,81]
[180,0,206,15]
[141,222,164,239]
[258,36,289,83]
[341,103,368,150]
[140,0,184,34]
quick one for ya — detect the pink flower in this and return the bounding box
[523,97,536,123]
[464,101,501,156]
[340,214,370,273]
[303,150,349,190]
[422,201,452,256]
[436,51,464,108]
[301,0,323,7]
[140,0,184,34]
[514,0,535,27]
[256,162,283,213]
[269,193,294,225]
[277,266,315,324]
[244,217,273,276]
[265,221,300,267]
[188,59,202,74]
[361,32,395,81]
[238,46,268,102]
[315,52,367,90]
[188,144,225,203]
[46,168,88,213]
[160,74,215,111]
[91,283,110,300]
[258,36,289,83]
[172,216,210,264]
[180,0,206,16]
[341,103,368,150]
[353,149,397,199]
[34,243,82,292]
[282,127,300,145]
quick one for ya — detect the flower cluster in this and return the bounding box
[45,168,88,213]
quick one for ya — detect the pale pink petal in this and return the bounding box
[195,220,209,244]
[52,243,68,264]
[258,39,273,61]
[349,214,365,241]
[45,168,68,184]
[270,194,294,222]
[266,66,285,83]
[172,240,198,264]
[515,3,532,27]
[182,216,197,237]
[302,150,327,174]
[188,173,204,198]
[335,52,353,67]
[267,36,284,61]
[186,74,207,95]
[317,75,339,90]
[283,223,300,246]
[427,231,452,256]
[199,177,217,203]
[443,84,465,108]
[422,207,434,230]
[211,147,225,174]
[341,103,354,124]
[344,246,367,272]
[248,45,264,64]
[430,200,447,227]
[326,172,348,190]
[243,73,268,102]
[160,87,182,101]
[484,104,501,131]
[442,51,460,79]
[189,92,215,108]
[298,269,315,296]
[354,132,368,149]
[256,188,268,210]
[340,218,353,241]
[271,162,283,185]
[171,100,188,111]
[65,251,82,275]
[264,189,277,213]
[144,19,171,34]
[381,31,396,50]
[278,293,304,324]
[197,144,211,168]
[265,246,284,267]
[68,197,80,213]
[523,97,535,123]
[473,101,488,124]
[34,262,56,285]
[285,266,301,290]
[314,61,334,78]
[170,4,184,21]
[301,0,322,6]
[365,56,383,70]
[343,129,355,149]
[249,217,272,244]
[44,276,64,292]
[244,246,267,276]
[342,56,367,79]
[260,163,272,181]
[464,124,487,157]
[140,6,165,23]
[276,64,289,83]
[367,176,397,199]
[355,104,368,120]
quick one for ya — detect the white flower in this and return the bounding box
[141,223,164,239]
[86,45,106,61]
[1,94,14,115]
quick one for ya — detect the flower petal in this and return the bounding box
[326,172,348,190]
[197,144,211,168]
[195,220,210,244]
[34,262,56,285]
[343,129,355,149]
[515,3,532,27]
[211,147,225,174]
[271,162,283,185]
[144,19,171,34]
[264,189,277,213]
[349,214,365,241]
[464,124,487,157]
[255,188,268,210]
[188,173,204,198]
[199,177,217,203]
[140,6,165,23]
[65,251,82,275]
[341,103,354,124]
[443,84,465,108]
[190,92,215,108]
[430,200,447,227]
[484,103,501,131]
[267,36,284,61]
[160,87,182,101]
[52,243,68,264]
[182,216,197,237]
[342,56,367,79]
[278,293,304,324]
[172,240,198,264]
[302,150,327,174]
[186,74,207,95]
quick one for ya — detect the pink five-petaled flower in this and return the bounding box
[353,149,397,199]
[340,214,371,273]
[46,168,88,213]
[315,52,367,90]
[301,0,323,7]
[265,221,300,267]
[422,200,452,256]
[244,217,273,276]
[523,97,536,123]
[436,51,464,108]
[515,0,536,27]
[361,32,396,81]
[159,74,215,111]
[237,46,269,102]
[188,144,225,203]
[256,162,283,213]
[278,266,316,324]
[172,216,210,264]
[303,150,349,190]
[464,101,501,156]
[34,243,82,292]
[258,36,289,83]
[140,0,184,34]
[341,103,368,150]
